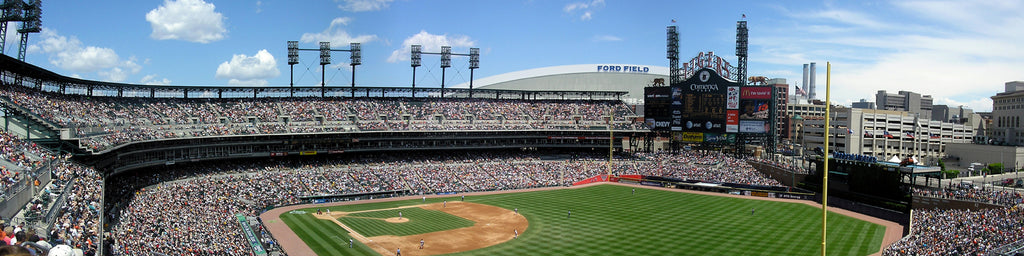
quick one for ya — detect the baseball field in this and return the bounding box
[266,183,895,256]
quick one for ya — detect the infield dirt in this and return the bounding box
[313,201,527,256]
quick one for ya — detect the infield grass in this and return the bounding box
[280,184,886,256]
[340,207,475,237]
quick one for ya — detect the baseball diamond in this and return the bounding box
[264,183,900,256]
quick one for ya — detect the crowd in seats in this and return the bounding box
[1,131,53,200]
[0,154,99,255]
[0,86,644,151]
[46,160,102,255]
[883,206,1024,255]
[103,150,781,255]
[913,183,1024,207]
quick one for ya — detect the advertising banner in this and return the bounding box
[726,110,739,133]
[681,132,704,142]
[703,133,736,144]
[740,87,771,100]
[739,120,768,133]
[739,100,770,120]
[727,86,740,109]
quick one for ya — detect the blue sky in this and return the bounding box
[6,0,1023,112]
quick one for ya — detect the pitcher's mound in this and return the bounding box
[384,217,409,223]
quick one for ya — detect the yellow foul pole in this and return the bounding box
[821,62,831,256]
[608,110,614,178]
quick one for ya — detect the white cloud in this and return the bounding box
[752,1,1024,112]
[592,35,622,42]
[146,0,227,43]
[141,74,172,85]
[215,49,280,85]
[563,0,604,21]
[336,0,393,12]
[387,30,476,63]
[99,67,129,82]
[299,17,378,48]
[27,28,141,82]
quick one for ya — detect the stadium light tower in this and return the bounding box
[15,0,39,61]
[666,26,680,84]
[469,47,479,97]
[350,42,361,98]
[1,0,42,61]
[287,40,362,97]
[440,46,452,98]
[319,42,331,97]
[413,45,480,98]
[736,20,748,86]
[411,45,422,97]
[287,41,299,96]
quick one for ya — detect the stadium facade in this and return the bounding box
[455,64,670,105]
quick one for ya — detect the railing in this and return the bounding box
[42,175,78,229]
[988,239,1024,256]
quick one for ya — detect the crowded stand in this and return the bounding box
[0,85,644,151]
[883,206,1024,256]
[1,131,54,199]
[913,183,1024,207]
[0,154,100,254]
[101,150,781,255]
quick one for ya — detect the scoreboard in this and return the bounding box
[671,69,733,133]
[644,68,772,143]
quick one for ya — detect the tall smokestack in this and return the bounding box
[809,62,817,100]
[802,64,809,100]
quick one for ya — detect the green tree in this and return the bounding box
[942,169,960,179]
[987,163,1005,175]
[938,159,946,171]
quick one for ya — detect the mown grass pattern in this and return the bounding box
[339,207,475,237]
[279,210,377,256]
[282,184,885,256]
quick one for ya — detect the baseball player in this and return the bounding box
[399,211,403,220]
[396,247,401,256]
[349,238,353,248]
[567,210,571,219]
[632,188,635,195]
[420,239,425,249]
[514,207,518,215]
[514,229,519,239]
[443,200,447,208]
[751,208,755,215]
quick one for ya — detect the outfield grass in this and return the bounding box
[281,184,886,256]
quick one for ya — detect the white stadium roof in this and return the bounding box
[453,64,669,104]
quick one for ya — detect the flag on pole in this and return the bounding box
[905,132,914,139]
[883,131,893,139]
[795,86,807,96]
[671,19,676,23]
